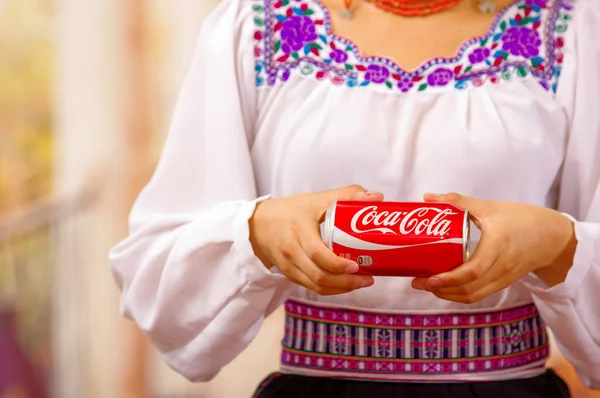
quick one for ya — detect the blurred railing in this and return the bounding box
[0,188,96,398]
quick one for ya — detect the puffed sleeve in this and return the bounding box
[108,0,292,382]
[522,0,600,389]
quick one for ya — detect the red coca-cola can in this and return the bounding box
[321,201,471,277]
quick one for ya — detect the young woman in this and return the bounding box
[109,0,600,396]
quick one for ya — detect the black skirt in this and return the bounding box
[253,370,571,398]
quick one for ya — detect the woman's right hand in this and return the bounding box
[249,185,384,296]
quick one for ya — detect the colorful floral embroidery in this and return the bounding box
[281,299,550,379]
[252,0,574,93]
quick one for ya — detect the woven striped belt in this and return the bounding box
[280,299,550,381]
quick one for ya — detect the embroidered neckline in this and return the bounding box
[252,0,574,93]
[310,0,521,75]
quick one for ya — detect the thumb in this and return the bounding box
[334,184,384,202]
[424,192,488,226]
[315,185,384,217]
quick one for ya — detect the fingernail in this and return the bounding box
[426,193,442,198]
[412,282,426,290]
[428,277,442,287]
[365,191,383,196]
[362,278,374,288]
[346,262,359,274]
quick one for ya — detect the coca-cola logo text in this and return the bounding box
[349,206,456,236]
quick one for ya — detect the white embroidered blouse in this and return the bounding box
[109,0,600,387]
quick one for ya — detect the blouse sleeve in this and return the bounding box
[108,0,292,382]
[522,0,600,389]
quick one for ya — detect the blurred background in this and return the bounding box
[0,0,598,397]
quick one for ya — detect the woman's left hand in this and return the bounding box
[411,193,578,304]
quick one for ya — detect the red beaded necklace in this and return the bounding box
[342,0,462,17]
